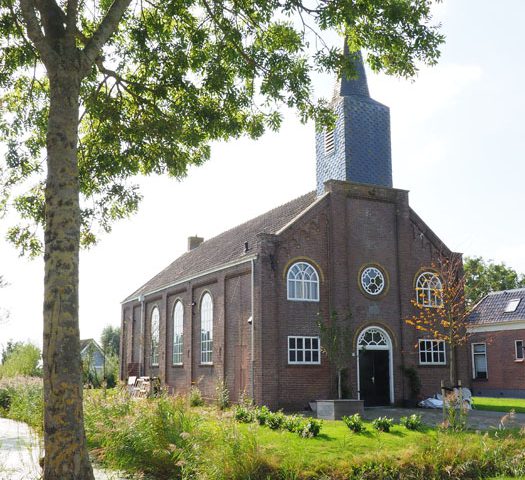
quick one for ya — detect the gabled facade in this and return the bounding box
[468,288,525,398]
[120,47,467,409]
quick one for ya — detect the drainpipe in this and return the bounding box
[250,258,255,400]
[139,294,145,376]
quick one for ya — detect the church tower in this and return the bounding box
[316,46,392,195]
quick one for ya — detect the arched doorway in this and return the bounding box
[357,326,393,406]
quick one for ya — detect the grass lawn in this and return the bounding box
[473,396,525,413]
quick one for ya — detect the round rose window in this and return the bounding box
[360,266,385,295]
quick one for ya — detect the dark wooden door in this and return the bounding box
[359,350,390,406]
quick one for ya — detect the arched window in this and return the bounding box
[287,262,320,301]
[173,301,184,365]
[151,307,160,366]
[200,293,213,364]
[416,272,443,307]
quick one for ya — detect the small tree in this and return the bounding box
[406,253,468,386]
[317,311,353,399]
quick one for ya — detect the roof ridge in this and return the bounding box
[487,287,525,296]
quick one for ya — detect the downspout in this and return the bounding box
[139,294,145,376]
[250,258,255,400]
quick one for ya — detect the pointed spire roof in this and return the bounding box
[335,44,370,98]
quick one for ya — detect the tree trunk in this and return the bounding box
[449,344,456,386]
[337,369,342,399]
[42,67,94,480]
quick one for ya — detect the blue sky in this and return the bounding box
[1,1,524,346]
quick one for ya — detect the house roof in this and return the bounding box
[468,288,525,325]
[123,191,318,303]
[80,339,104,355]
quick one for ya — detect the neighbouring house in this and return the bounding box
[120,46,468,409]
[81,339,105,376]
[467,288,525,398]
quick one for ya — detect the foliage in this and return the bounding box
[82,343,102,388]
[266,410,286,430]
[317,310,354,399]
[405,253,468,385]
[255,405,271,426]
[342,413,366,433]
[0,376,43,433]
[283,415,303,433]
[400,414,423,431]
[372,416,394,432]
[464,256,525,307]
[215,379,230,410]
[298,418,323,438]
[442,390,468,432]
[103,352,120,389]
[189,386,204,407]
[401,365,422,400]
[234,404,255,423]
[0,342,42,378]
[100,326,120,356]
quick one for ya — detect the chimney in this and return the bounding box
[187,235,204,251]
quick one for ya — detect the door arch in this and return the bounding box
[356,326,394,405]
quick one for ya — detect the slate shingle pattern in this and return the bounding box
[468,288,525,325]
[124,191,317,302]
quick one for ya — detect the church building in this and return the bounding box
[120,49,468,409]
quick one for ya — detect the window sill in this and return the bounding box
[418,363,447,367]
[172,363,184,367]
[287,298,320,303]
[515,359,524,363]
[287,363,321,367]
[199,363,214,367]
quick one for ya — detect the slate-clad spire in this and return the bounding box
[336,47,370,98]
[316,42,393,195]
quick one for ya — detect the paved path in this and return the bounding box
[0,418,125,480]
[364,406,525,430]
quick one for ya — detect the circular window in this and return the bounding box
[360,266,385,296]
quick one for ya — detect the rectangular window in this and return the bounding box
[173,333,183,365]
[201,329,213,364]
[516,340,524,360]
[505,299,521,312]
[472,343,487,379]
[418,339,446,365]
[288,336,320,365]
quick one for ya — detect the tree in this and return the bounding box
[317,311,353,400]
[0,341,42,378]
[406,253,467,386]
[100,325,120,356]
[464,256,525,307]
[0,1,444,477]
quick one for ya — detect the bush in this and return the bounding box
[216,380,229,410]
[342,413,366,433]
[266,410,285,430]
[0,343,41,378]
[283,415,303,433]
[400,413,423,431]
[234,404,254,423]
[0,376,43,432]
[372,416,394,432]
[255,405,271,426]
[298,418,322,438]
[189,386,204,407]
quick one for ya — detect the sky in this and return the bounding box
[1,1,525,348]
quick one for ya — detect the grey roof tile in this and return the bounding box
[468,288,525,325]
[123,191,318,302]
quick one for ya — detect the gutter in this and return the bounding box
[250,258,255,399]
[122,254,258,304]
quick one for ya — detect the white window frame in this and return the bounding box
[471,342,488,379]
[418,339,446,365]
[505,299,521,313]
[287,262,320,302]
[200,293,213,365]
[415,271,443,308]
[287,336,321,365]
[172,300,184,365]
[150,307,160,367]
[515,340,524,361]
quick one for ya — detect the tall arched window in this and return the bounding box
[173,301,184,365]
[151,307,160,366]
[416,272,443,307]
[200,293,213,364]
[287,262,320,301]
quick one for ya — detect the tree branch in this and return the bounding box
[81,0,133,73]
[19,0,58,65]
[66,0,80,47]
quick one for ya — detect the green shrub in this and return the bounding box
[189,386,204,407]
[298,418,322,438]
[342,413,366,433]
[0,376,43,432]
[0,343,41,378]
[215,380,229,410]
[266,410,285,430]
[283,415,302,433]
[400,413,423,431]
[234,404,254,423]
[255,405,271,426]
[372,416,394,432]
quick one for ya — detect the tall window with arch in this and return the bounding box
[415,271,443,307]
[173,301,184,365]
[200,293,213,364]
[150,307,160,366]
[287,261,320,301]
